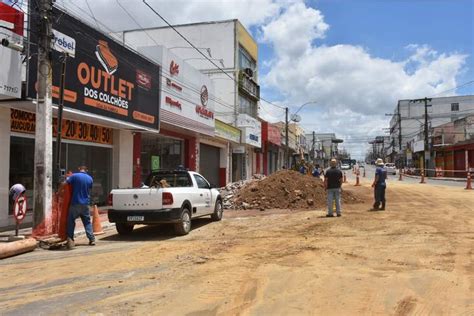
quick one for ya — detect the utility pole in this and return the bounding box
[33,0,54,235]
[54,53,67,190]
[312,131,315,162]
[398,102,402,166]
[285,107,289,168]
[424,97,431,176]
[410,97,432,176]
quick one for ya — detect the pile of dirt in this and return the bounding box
[225,169,361,210]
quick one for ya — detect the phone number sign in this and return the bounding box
[10,109,113,145]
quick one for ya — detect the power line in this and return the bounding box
[141,0,288,112]
[430,80,474,97]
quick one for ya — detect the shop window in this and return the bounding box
[9,137,112,212]
[451,103,459,111]
[141,134,184,181]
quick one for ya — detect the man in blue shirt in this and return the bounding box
[66,165,94,249]
[371,158,387,210]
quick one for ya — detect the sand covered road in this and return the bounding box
[0,179,473,315]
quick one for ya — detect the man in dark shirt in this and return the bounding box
[371,158,387,210]
[66,165,95,249]
[324,158,343,217]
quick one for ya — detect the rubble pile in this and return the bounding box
[220,174,266,209]
[220,170,361,210]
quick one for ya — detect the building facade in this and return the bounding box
[118,19,261,181]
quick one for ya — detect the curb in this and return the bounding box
[73,222,115,238]
[402,174,466,183]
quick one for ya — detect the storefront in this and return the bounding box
[135,46,216,184]
[261,121,281,175]
[0,7,161,230]
[236,114,261,180]
[214,119,240,184]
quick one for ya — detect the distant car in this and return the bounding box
[341,163,350,170]
[384,163,397,175]
[358,163,365,168]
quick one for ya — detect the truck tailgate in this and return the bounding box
[111,188,162,210]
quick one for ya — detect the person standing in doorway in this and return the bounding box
[66,165,95,249]
[324,158,343,217]
[372,158,387,210]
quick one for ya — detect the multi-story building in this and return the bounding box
[118,19,261,181]
[389,95,474,170]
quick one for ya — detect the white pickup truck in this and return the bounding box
[108,170,223,235]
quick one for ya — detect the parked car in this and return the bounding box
[341,163,350,170]
[384,163,397,175]
[108,170,223,236]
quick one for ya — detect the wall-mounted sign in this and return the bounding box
[237,114,261,148]
[28,7,160,131]
[52,29,76,57]
[0,3,23,100]
[151,156,160,171]
[138,45,215,136]
[215,119,241,143]
[268,124,281,146]
[10,109,113,145]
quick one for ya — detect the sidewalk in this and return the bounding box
[402,174,467,182]
[0,212,114,241]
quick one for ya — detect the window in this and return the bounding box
[239,46,256,71]
[451,103,459,111]
[239,94,257,117]
[193,175,209,189]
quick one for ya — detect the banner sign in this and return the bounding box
[138,46,215,136]
[0,3,23,100]
[215,119,240,143]
[11,109,113,145]
[27,7,160,130]
[237,114,261,148]
[268,124,282,146]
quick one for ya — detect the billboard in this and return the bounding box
[0,3,23,100]
[27,7,160,131]
[138,45,215,136]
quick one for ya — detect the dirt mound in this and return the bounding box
[230,170,361,210]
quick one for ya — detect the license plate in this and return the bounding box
[127,216,144,222]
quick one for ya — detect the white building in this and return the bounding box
[389,95,474,167]
[116,19,261,181]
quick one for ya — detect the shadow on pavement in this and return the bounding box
[102,217,215,242]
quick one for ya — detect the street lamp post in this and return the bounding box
[285,101,318,168]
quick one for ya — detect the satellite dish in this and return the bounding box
[290,114,301,122]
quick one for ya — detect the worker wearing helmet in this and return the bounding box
[371,158,387,210]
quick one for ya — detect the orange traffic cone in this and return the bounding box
[354,170,361,186]
[92,205,104,235]
[466,172,472,190]
[343,172,347,183]
[420,169,426,184]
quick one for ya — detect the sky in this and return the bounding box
[29,0,474,159]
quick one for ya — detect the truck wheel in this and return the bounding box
[211,200,223,221]
[174,208,191,235]
[116,223,134,235]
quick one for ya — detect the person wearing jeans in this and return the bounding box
[66,166,95,249]
[324,158,343,217]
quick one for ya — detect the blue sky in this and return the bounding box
[258,0,473,101]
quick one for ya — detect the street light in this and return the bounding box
[285,101,318,168]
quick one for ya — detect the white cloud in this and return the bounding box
[56,0,286,32]
[258,2,468,158]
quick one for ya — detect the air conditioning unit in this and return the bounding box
[244,68,253,77]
